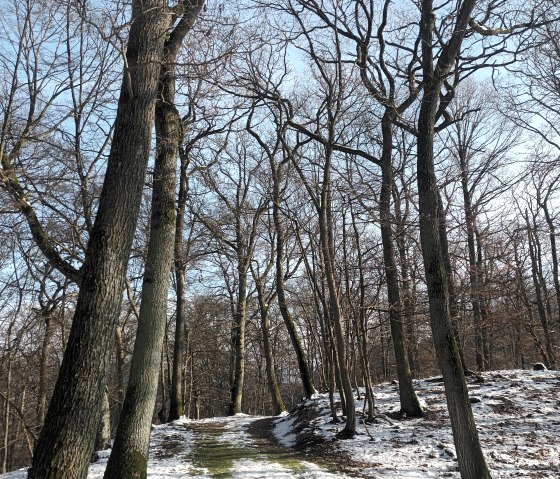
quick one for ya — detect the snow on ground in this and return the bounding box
[2,369,558,478]
[2,414,347,478]
[273,369,560,478]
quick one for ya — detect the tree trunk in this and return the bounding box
[319,158,355,438]
[28,3,170,478]
[2,354,12,474]
[254,276,286,415]
[394,188,419,376]
[169,156,189,422]
[228,266,248,415]
[379,111,423,418]
[104,2,203,472]
[115,324,126,409]
[272,170,317,399]
[417,116,491,479]
[94,389,111,451]
[416,1,491,477]
[438,191,471,375]
[350,205,375,422]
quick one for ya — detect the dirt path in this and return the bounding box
[246,417,366,477]
[161,415,363,478]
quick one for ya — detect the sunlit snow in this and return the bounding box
[2,369,558,478]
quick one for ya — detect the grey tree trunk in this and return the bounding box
[272,176,317,399]
[416,1,491,477]
[349,205,375,422]
[103,72,178,479]
[104,4,203,476]
[28,3,170,478]
[318,148,355,438]
[247,123,317,399]
[253,271,286,415]
[168,160,189,421]
[437,191,471,375]
[115,324,127,408]
[228,266,249,415]
[379,112,423,418]
[393,178,419,376]
[94,389,111,451]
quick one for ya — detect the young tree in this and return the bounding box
[246,106,317,400]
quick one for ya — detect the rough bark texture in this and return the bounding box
[168,165,188,421]
[28,3,169,478]
[104,3,203,475]
[319,149,355,438]
[228,266,249,415]
[94,389,111,451]
[103,72,179,479]
[416,1,491,477]
[169,263,187,421]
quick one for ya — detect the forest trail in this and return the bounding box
[86,414,358,479]
[4,370,558,478]
[161,416,352,478]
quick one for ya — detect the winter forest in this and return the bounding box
[1,0,560,478]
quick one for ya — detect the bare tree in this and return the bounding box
[103,2,204,477]
[28,1,172,477]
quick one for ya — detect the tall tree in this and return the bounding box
[103,2,204,477]
[281,0,424,416]
[247,107,318,400]
[415,1,491,476]
[28,1,171,477]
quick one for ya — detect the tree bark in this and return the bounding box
[253,273,286,415]
[28,3,170,478]
[168,162,188,421]
[247,121,317,399]
[94,389,111,451]
[380,111,423,418]
[228,265,249,415]
[272,172,317,399]
[416,1,491,477]
[104,3,203,476]
[319,151,355,438]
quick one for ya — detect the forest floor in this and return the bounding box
[2,369,559,478]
